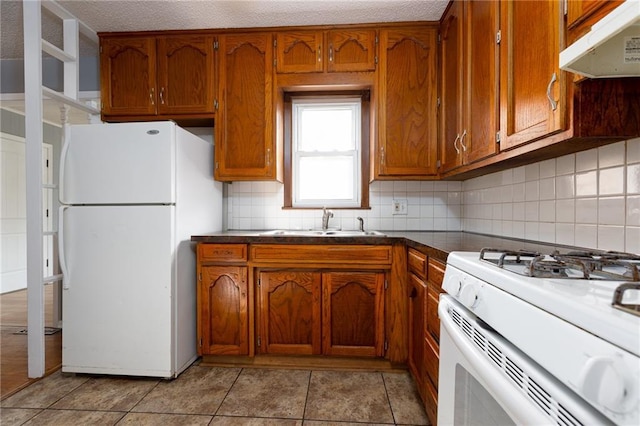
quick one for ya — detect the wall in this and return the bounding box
[227,180,463,233]
[463,138,639,254]
[226,137,639,254]
[0,109,62,293]
[1,57,99,93]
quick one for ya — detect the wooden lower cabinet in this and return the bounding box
[322,272,385,357]
[196,242,405,367]
[258,270,322,355]
[406,247,445,426]
[424,258,446,425]
[199,265,249,355]
[408,272,428,401]
[257,270,385,357]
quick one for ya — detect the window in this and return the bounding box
[284,92,370,209]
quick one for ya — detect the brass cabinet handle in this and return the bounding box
[318,45,322,62]
[149,87,155,105]
[159,87,165,105]
[329,44,334,62]
[546,72,558,111]
[266,148,271,167]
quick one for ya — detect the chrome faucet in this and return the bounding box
[321,207,334,230]
[357,217,365,232]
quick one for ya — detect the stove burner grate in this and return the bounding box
[480,248,640,282]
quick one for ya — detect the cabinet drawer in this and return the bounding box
[408,248,427,279]
[198,244,247,262]
[424,333,439,390]
[423,376,438,426]
[426,285,440,343]
[251,244,392,265]
[427,258,445,287]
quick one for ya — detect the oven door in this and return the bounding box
[438,294,611,426]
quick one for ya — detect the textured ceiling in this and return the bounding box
[1,0,449,59]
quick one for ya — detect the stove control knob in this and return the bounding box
[459,283,480,309]
[579,356,629,413]
[443,272,463,296]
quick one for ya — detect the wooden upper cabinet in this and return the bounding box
[499,0,565,151]
[376,26,438,179]
[100,35,215,120]
[566,0,623,44]
[258,270,322,355]
[463,0,500,164]
[101,37,157,116]
[215,33,278,181]
[276,29,376,74]
[439,1,464,173]
[440,0,500,174]
[276,31,323,73]
[327,29,377,72]
[156,35,215,115]
[322,271,385,357]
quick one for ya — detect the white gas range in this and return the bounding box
[438,249,640,426]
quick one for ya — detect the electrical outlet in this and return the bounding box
[392,199,408,215]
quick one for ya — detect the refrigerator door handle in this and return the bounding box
[58,206,70,289]
[59,125,71,204]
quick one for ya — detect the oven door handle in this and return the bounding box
[438,296,553,425]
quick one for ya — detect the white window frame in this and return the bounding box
[291,97,362,208]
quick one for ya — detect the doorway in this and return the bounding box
[0,132,62,399]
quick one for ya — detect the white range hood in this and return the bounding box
[560,0,640,78]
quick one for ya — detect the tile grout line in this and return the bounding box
[127,377,161,415]
[380,372,398,425]
[301,369,313,422]
[212,366,244,418]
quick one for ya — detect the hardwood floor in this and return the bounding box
[1,285,62,400]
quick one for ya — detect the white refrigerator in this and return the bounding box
[59,121,222,378]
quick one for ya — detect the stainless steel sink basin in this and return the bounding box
[259,229,386,237]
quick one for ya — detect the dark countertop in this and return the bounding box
[191,231,575,264]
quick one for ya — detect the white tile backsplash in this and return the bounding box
[462,137,640,254]
[226,138,640,254]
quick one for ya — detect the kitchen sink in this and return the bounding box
[259,229,387,237]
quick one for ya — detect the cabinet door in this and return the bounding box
[327,29,377,72]
[377,27,438,178]
[215,33,275,181]
[275,31,323,73]
[199,266,248,355]
[156,35,215,115]
[463,0,500,164]
[258,270,322,355]
[408,273,428,403]
[499,0,565,150]
[566,0,623,43]
[100,37,157,116]
[439,1,464,173]
[322,271,385,357]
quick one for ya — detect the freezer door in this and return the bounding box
[60,205,183,377]
[61,122,176,205]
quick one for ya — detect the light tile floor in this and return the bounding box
[1,363,429,425]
